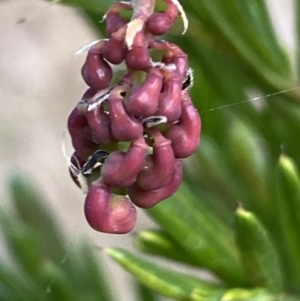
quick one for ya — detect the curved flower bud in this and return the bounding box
[156,73,182,122]
[84,181,137,234]
[146,0,178,36]
[81,50,113,90]
[105,2,132,36]
[165,91,201,158]
[102,136,148,187]
[152,41,188,77]
[127,68,163,117]
[108,87,143,141]
[136,129,175,190]
[67,107,99,158]
[101,29,127,64]
[128,160,183,208]
[86,104,116,145]
[125,29,151,70]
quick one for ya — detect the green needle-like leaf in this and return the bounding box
[106,247,224,301]
[275,154,300,292]
[135,229,197,266]
[9,175,65,263]
[136,282,161,301]
[216,288,299,301]
[234,208,283,292]
[148,182,245,286]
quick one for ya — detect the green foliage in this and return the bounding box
[0,175,114,301]
[3,0,300,300]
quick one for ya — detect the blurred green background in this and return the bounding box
[0,0,300,300]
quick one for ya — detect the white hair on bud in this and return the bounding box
[169,0,189,34]
[74,39,107,56]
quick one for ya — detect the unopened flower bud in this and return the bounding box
[81,50,113,90]
[136,129,175,190]
[108,87,143,141]
[127,68,163,117]
[105,2,132,36]
[128,160,183,208]
[84,181,137,234]
[152,41,188,77]
[165,91,201,158]
[101,31,127,64]
[67,107,99,158]
[146,0,178,36]
[86,104,116,145]
[102,136,148,187]
[156,73,182,122]
[125,30,151,70]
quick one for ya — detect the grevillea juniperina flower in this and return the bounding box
[67,0,201,234]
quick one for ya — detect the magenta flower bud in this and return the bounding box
[165,91,201,158]
[127,68,163,117]
[126,46,151,70]
[146,0,178,36]
[106,12,127,37]
[84,181,137,234]
[162,52,188,78]
[128,160,183,208]
[136,129,175,190]
[108,88,144,141]
[152,41,188,77]
[101,34,127,65]
[102,136,148,187]
[156,74,182,122]
[86,104,116,145]
[81,50,113,90]
[105,2,132,36]
[67,107,99,158]
[125,30,151,70]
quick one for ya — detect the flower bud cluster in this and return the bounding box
[67,0,201,234]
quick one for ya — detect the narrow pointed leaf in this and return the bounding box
[106,248,224,301]
[147,182,245,286]
[275,154,300,292]
[234,208,283,292]
[9,175,65,263]
[135,229,196,266]
[215,288,298,301]
[136,282,161,301]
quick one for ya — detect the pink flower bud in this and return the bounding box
[162,52,188,78]
[84,181,137,234]
[67,107,99,158]
[86,104,116,145]
[136,129,175,190]
[156,73,182,122]
[146,0,178,36]
[125,31,151,70]
[128,160,183,208]
[165,91,201,158]
[126,47,151,70]
[81,50,113,90]
[102,137,148,187]
[151,41,188,77]
[127,68,162,117]
[101,34,127,65]
[108,88,144,141]
[105,2,132,36]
